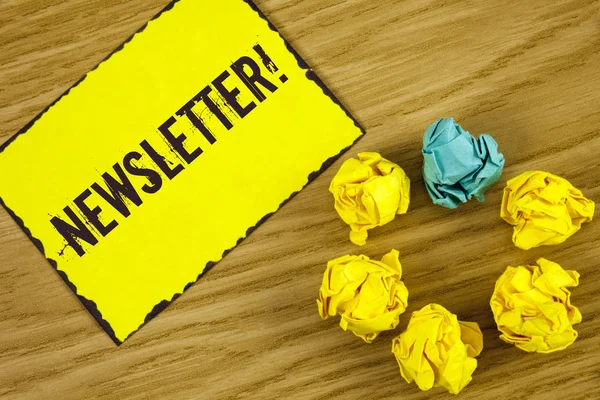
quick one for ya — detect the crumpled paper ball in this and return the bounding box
[391,304,483,395]
[501,170,595,250]
[329,152,410,245]
[317,249,409,343]
[422,118,505,209]
[490,258,581,353]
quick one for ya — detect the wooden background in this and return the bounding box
[1,0,599,398]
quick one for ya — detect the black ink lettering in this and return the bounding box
[253,44,278,73]
[123,151,163,194]
[91,163,144,218]
[74,189,118,237]
[194,86,233,130]
[140,139,184,180]
[252,44,288,84]
[50,206,99,257]
[176,101,216,144]
[212,70,256,118]
[158,116,203,164]
[232,56,278,102]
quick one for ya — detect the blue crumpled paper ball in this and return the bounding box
[422,118,505,209]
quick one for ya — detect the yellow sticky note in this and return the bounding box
[0,0,364,343]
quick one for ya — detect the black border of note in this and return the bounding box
[0,0,365,345]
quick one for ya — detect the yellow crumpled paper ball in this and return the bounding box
[329,152,410,245]
[501,170,595,250]
[391,304,483,395]
[317,249,409,343]
[490,258,581,353]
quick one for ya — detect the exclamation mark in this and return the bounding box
[253,44,288,84]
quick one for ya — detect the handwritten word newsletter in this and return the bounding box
[51,44,289,256]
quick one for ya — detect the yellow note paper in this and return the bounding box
[391,304,483,395]
[490,258,581,353]
[317,249,409,343]
[501,170,594,249]
[0,0,364,343]
[329,152,410,245]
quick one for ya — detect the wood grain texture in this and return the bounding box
[1,0,599,398]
